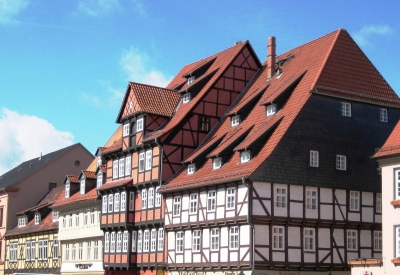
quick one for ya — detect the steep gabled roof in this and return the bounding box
[161,28,400,192]
[373,120,400,158]
[97,125,124,156]
[0,143,89,189]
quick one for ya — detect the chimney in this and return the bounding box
[267,36,276,79]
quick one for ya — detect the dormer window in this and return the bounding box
[65,182,70,198]
[188,163,196,175]
[18,215,27,227]
[266,104,276,116]
[34,213,41,224]
[213,158,222,169]
[182,92,191,104]
[187,76,196,85]
[97,156,102,167]
[240,150,251,163]
[123,123,130,137]
[52,211,59,222]
[97,173,103,189]
[231,115,240,126]
[80,180,85,195]
[137,118,144,132]
[275,68,282,79]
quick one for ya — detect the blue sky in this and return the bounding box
[1,0,399,174]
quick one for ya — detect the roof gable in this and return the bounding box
[374,120,400,158]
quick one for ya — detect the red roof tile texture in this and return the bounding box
[373,120,400,158]
[97,178,133,191]
[66,175,80,183]
[52,187,98,208]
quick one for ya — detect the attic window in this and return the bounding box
[213,158,222,169]
[80,180,85,195]
[188,164,196,175]
[231,115,240,127]
[187,76,196,85]
[18,215,27,227]
[275,68,282,79]
[53,211,59,222]
[34,213,41,224]
[97,156,102,167]
[266,104,277,116]
[240,151,251,163]
[65,182,70,198]
[182,92,191,104]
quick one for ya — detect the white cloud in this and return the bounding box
[120,47,172,87]
[353,25,393,46]
[0,0,29,24]
[0,108,74,175]
[79,81,124,108]
[77,0,120,17]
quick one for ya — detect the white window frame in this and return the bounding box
[137,118,144,132]
[123,231,128,252]
[145,150,152,171]
[213,157,221,169]
[114,193,120,212]
[129,192,135,211]
[304,228,315,252]
[119,158,125,177]
[65,243,69,260]
[376,193,382,213]
[350,191,360,211]
[125,155,131,176]
[306,188,317,211]
[142,189,147,209]
[18,215,27,227]
[188,163,196,174]
[87,241,91,260]
[80,180,85,195]
[275,186,287,208]
[210,228,219,251]
[97,173,103,189]
[173,196,181,216]
[150,229,157,252]
[266,104,276,116]
[143,230,150,252]
[90,208,95,224]
[116,232,122,252]
[148,188,154,208]
[380,108,388,122]
[240,150,251,163]
[229,227,239,250]
[108,194,114,213]
[65,183,70,198]
[231,115,240,126]
[347,230,357,250]
[158,228,164,251]
[10,243,18,262]
[187,75,196,85]
[76,211,80,226]
[396,226,400,257]
[121,191,126,212]
[139,152,145,172]
[94,240,99,259]
[131,231,137,252]
[182,92,190,103]
[53,239,59,259]
[176,231,183,253]
[35,212,41,224]
[30,241,35,261]
[137,230,143,253]
[110,232,116,253]
[123,123,130,137]
[310,150,319,167]
[341,102,351,117]
[272,226,284,250]
[26,241,31,261]
[336,155,347,170]
[192,230,201,252]
[155,187,161,207]
[226,188,236,210]
[189,194,198,214]
[104,232,110,252]
[374,231,382,251]
[102,195,108,214]
[207,191,216,212]
[97,156,102,167]
[113,160,118,179]
[396,170,400,200]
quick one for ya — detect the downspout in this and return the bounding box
[242,177,254,275]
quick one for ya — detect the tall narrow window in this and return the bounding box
[229,227,239,249]
[123,231,128,252]
[102,195,108,214]
[97,174,103,189]
[304,228,315,251]
[65,243,70,260]
[139,152,145,172]
[142,190,147,209]
[94,241,99,259]
[35,213,41,224]
[148,188,154,208]
[207,191,216,212]
[380,108,388,122]
[80,180,85,194]
[395,170,400,200]
[119,158,125,177]
[116,232,122,252]
[374,231,382,251]
[53,239,59,259]
[310,150,319,167]
[176,231,183,253]
[226,188,236,209]
[189,194,198,214]
[350,191,360,211]
[143,230,150,252]
[396,226,400,257]
[145,150,152,170]
[26,241,31,261]
[137,118,144,132]
[272,226,284,250]
[30,241,35,261]
[87,241,91,260]
[131,231,137,252]
[125,156,131,176]
[108,194,114,212]
[76,211,80,226]
[150,229,157,251]
[173,197,181,216]
[155,187,162,207]
[78,242,83,260]
[120,192,127,211]
[114,193,120,212]
[113,160,118,179]
[306,188,317,210]
[129,192,135,211]
[275,186,287,208]
[137,231,143,253]
[123,123,130,137]
[72,244,76,260]
[65,183,70,198]
[336,155,347,170]
[376,193,382,213]
[199,116,210,132]
[68,213,72,227]
[105,233,110,252]
[347,230,357,250]
[39,240,43,260]
[158,228,164,251]
[210,228,219,251]
[341,102,351,117]
[192,230,201,252]
[90,208,95,224]
[110,232,116,252]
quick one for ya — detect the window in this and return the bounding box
[18,215,27,227]
[173,197,181,216]
[350,191,360,211]
[116,232,122,252]
[137,230,143,252]
[213,158,221,169]
[129,192,135,211]
[396,170,400,200]
[142,190,147,209]
[272,226,284,250]
[114,193,120,212]
[148,188,154,208]
[310,150,319,167]
[396,226,400,257]
[78,242,83,260]
[139,152,145,172]
[240,150,251,163]
[176,231,183,253]
[125,156,131,176]
[97,156,102,167]
[72,244,76,260]
[336,155,347,170]
[158,228,164,251]
[108,194,114,212]
[121,192,127,212]
[26,241,31,261]
[231,115,240,126]
[84,210,89,225]
[90,208,95,224]
[199,116,211,132]
[187,75,196,85]
[35,213,41,224]
[62,215,66,228]
[30,241,35,261]
[275,186,287,208]
[189,194,198,214]
[123,123,130,137]
[376,193,382,213]
[119,158,125,177]
[266,104,276,116]
[151,229,157,251]
[155,187,161,207]
[65,182,70,198]
[10,243,18,262]
[97,174,103,189]
[76,211,80,226]
[374,231,382,251]
[131,231,137,252]
[68,213,72,227]
[0,207,3,227]
[123,231,128,252]
[137,118,144,132]
[210,228,219,251]
[113,160,118,179]
[79,180,85,194]
[94,241,99,259]
[341,102,351,117]
[304,228,315,251]
[380,108,388,122]
[145,150,152,170]
[182,92,190,103]
[110,232,116,252]
[65,243,70,260]
[143,230,150,252]
[306,188,317,210]
[229,227,239,249]
[207,191,216,211]
[102,195,108,214]
[53,239,59,259]
[192,230,201,252]
[188,163,196,174]
[347,230,357,250]
[226,188,236,209]
[87,241,91,260]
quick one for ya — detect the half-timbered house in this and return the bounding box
[98,42,261,275]
[4,185,64,275]
[160,29,400,275]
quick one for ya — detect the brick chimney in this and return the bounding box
[267,36,276,79]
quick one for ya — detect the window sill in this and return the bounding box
[390,200,400,206]
[349,259,382,265]
[392,258,400,264]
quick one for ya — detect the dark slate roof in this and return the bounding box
[0,143,84,189]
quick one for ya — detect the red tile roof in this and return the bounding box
[161,28,400,193]
[66,175,80,183]
[373,120,400,158]
[52,187,98,208]
[97,178,133,191]
[98,125,124,155]
[82,170,96,179]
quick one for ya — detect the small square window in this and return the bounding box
[188,163,195,174]
[266,104,276,116]
[231,115,240,126]
[310,150,319,167]
[341,102,351,117]
[187,76,196,85]
[240,151,251,163]
[213,158,221,169]
[380,108,388,122]
[123,123,130,137]
[137,118,144,132]
[336,155,347,170]
[182,93,190,103]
